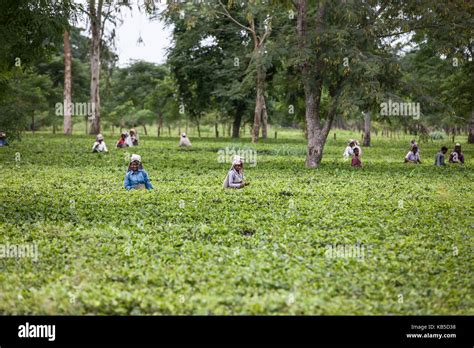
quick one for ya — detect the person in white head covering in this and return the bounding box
[129,128,139,146]
[410,139,419,156]
[449,143,464,164]
[124,131,134,147]
[124,154,153,190]
[343,139,355,159]
[0,131,8,147]
[92,134,108,152]
[223,155,249,189]
[354,140,362,156]
[179,132,192,147]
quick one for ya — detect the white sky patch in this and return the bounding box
[199,35,217,48]
[74,0,172,67]
[111,6,172,67]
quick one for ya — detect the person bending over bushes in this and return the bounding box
[92,134,108,153]
[129,128,139,146]
[434,146,448,166]
[0,131,8,146]
[179,133,192,147]
[343,139,355,159]
[223,156,249,189]
[351,147,362,167]
[116,132,128,148]
[124,154,153,190]
[449,143,464,164]
[405,146,421,164]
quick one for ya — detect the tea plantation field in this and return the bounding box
[0,132,472,315]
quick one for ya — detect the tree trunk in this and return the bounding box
[196,121,201,138]
[303,90,319,167]
[89,0,103,135]
[251,50,265,143]
[215,121,219,138]
[157,111,163,137]
[363,111,371,146]
[85,116,88,134]
[468,109,474,143]
[168,125,171,136]
[31,113,35,133]
[232,105,242,138]
[297,0,337,168]
[143,124,147,135]
[63,30,73,135]
[261,94,268,139]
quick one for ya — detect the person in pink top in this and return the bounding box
[351,147,362,167]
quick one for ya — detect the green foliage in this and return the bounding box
[0,0,75,137]
[0,132,472,314]
[429,131,446,140]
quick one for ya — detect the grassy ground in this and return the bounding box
[0,131,472,315]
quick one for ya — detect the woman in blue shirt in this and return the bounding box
[124,154,153,190]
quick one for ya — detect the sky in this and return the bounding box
[76,1,173,67]
[111,5,173,67]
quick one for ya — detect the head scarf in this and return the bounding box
[230,155,244,174]
[222,155,245,188]
[182,133,187,138]
[128,154,143,171]
[96,133,104,141]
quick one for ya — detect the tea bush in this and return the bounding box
[0,132,472,314]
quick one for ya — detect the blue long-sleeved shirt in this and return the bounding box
[124,169,153,190]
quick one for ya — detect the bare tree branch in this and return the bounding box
[217,0,254,35]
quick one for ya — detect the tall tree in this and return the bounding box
[63,30,73,134]
[295,0,412,167]
[81,0,128,134]
[0,0,74,139]
[88,0,103,134]
[215,0,273,142]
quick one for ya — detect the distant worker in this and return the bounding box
[0,131,8,147]
[129,128,139,146]
[343,139,355,159]
[179,133,192,147]
[405,145,421,164]
[434,146,448,166]
[449,143,464,164]
[351,147,362,167]
[116,132,128,148]
[92,134,108,153]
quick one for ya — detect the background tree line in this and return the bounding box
[0,0,472,166]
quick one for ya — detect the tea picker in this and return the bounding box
[223,155,249,189]
[124,154,153,190]
[179,133,192,147]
